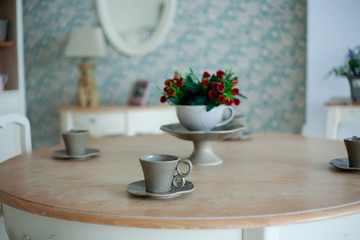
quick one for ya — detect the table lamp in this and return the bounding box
[65,27,106,108]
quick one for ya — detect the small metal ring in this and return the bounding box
[173,175,185,188]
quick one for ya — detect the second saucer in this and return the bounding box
[127,180,195,199]
[330,158,360,171]
[52,148,100,160]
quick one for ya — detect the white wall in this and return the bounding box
[303,0,360,139]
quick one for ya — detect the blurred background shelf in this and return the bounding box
[0,41,15,47]
[0,0,25,115]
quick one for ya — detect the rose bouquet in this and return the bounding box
[159,68,246,111]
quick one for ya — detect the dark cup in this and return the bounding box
[139,154,192,193]
[62,130,89,156]
[344,136,360,168]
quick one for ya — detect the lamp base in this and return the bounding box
[77,62,99,108]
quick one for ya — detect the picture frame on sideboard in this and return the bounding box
[128,81,152,106]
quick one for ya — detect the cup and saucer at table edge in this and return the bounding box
[52,129,100,160]
[329,158,360,171]
[329,136,360,171]
[127,154,195,199]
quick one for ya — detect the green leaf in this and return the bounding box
[168,98,179,105]
[206,103,215,112]
[193,95,207,105]
[238,93,248,99]
[210,74,217,82]
[189,73,200,84]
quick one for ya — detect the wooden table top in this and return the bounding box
[0,133,359,229]
[326,97,360,106]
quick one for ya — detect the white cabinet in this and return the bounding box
[70,111,127,138]
[325,98,360,140]
[59,105,178,138]
[0,0,26,163]
[0,0,26,116]
[125,106,178,136]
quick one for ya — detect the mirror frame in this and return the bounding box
[96,0,177,57]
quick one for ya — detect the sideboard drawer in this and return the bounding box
[126,107,177,135]
[72,112,126,138]
[59,105,176,139]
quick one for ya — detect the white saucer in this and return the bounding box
[226,129,253,140]
[127,180,195,199]
[329,158,360,171]
[160,123,245,140]
[52,148,100,160]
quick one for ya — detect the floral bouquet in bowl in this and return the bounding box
[159,68,247,131]
[326,45,360,101]
[327,45,360,78]
[159,68,246,111]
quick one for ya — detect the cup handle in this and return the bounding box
[172,159,192,188]
[172,175,186,188]
[215,106,235,128]
[176,159,192,177]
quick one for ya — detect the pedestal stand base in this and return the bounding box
[188,140,222,166]
[161,123,245,166]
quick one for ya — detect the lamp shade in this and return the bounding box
[65,27,106,58]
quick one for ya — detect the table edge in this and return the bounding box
[2,190,360,229]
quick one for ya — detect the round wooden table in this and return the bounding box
[0,133,360,240]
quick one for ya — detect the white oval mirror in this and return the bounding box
[96,0,177,57]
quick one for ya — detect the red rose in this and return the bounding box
[208,90,217,99]
[218,94,225,103]
[165,79,171,87]
[216,70,226,79]
[203,71,211,78]
[176,78,184,88]
[231,78,238,86]
[231,88,239,95]
[233,98,241,106]
[217,82,225,92]
[202,78,209,86]
[173,73,180,80]
[167,88,176,96]
[225,99,233,106]
[160,95,167,103]
[211,82,218,90]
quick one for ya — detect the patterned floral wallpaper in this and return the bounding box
[23,0,306,149]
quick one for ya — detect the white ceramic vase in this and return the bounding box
[175,105,235,131]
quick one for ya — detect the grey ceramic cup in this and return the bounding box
[139,154,192,193]
[62,130,89,156]
[344,136,360,168]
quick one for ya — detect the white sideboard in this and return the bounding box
[325,98,360,140]
[59,105,178,138]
